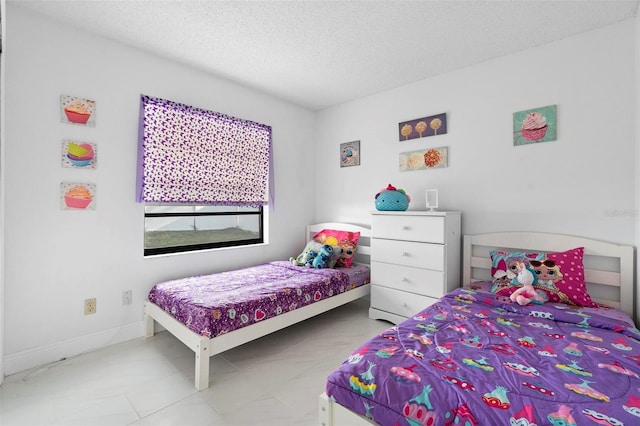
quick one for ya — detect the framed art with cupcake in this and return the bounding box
[340,140,360,167]
[61,95,96,127]
[62,140,97,169]
[513,104,557,146]
[61,182,96,210]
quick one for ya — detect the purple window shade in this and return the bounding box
[136,95,273,208]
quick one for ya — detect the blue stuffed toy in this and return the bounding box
[290,241,322,267]
[303,251,317,268]
[311,244,333,269]
[375,183,411,211]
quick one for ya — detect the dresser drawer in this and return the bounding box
[371,261,446,298]
[371,285,437,318]
[372,214,445,243]
[372,238,444,270]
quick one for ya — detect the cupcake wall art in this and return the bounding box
[399,147,448,172]
[513,105,557,146]
[399,113,447,141]
[61,95,96,127]
[61,182,96,210]
[62,140,97,169]
[340,140,360,167]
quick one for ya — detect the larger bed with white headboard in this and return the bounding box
[144,222,371,391]
[320,231,637,426]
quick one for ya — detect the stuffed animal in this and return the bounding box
[308,245,342,268]
[290,247,313,267]
[375,184,411,211]
[312,244,334,269]
[335,239,356,268]
[290,241,323,267]
[328,245,343,268]
[305,251,317,268]
[510,261,544,306]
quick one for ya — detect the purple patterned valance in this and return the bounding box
[136,95,272,207]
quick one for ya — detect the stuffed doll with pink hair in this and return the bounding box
[510,261,544,306]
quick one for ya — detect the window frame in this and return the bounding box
[144,205,264,256]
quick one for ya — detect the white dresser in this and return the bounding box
[369,210,461,324]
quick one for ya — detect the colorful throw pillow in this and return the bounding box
[312,229,360,268]
[490,247,596,307]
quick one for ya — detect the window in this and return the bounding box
[144,205,264,256]
[137,95,273,255]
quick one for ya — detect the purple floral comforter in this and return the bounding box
[148,261,369,338]
[326,285,640,425]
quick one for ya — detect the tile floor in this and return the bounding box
[0,298,390,425]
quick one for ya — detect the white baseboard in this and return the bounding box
[4,321,145,376]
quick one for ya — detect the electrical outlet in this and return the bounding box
[122,290,132,305]
[84,298,96,315]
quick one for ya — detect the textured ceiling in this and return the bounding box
[12,0,640,110]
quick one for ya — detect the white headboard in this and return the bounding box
[306,222,371,266]
[463,232,635,320]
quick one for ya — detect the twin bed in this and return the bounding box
[319,231,638,426]
[144,222,372,391]
[144,223,639,426]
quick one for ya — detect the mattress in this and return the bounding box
[148,261,369,338]
[326,284,640,425]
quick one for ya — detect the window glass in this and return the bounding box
[144,205,263,255]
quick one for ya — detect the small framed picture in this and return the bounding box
[61,95,96,127]
[399,147,448,171]
[61,182,96,210]
[340,140,360,167]
[399,113,447,141]
[62,140,97,169]
[513,104,557,146]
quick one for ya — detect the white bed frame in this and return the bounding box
[144,222,371,391]
[318,231,635,426]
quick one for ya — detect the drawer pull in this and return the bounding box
[401,277,409,282]
[402,302,409,308]
[401,252,409,257]
[401,226,410,231]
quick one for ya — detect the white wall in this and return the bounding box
[3,5,316,374]
[0,0,6,385]
[315,20,637,248]
[636,10,640,329]
[3,6,638,376]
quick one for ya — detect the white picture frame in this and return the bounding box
[425,189,438,211]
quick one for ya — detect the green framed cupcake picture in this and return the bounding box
[513,105,557,146]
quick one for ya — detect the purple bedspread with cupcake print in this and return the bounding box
[148,261,369,338]
[326,285,640,426]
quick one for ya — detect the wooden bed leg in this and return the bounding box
[144,307,155,337]
[194,338,211,391]
[319,392,332,426]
